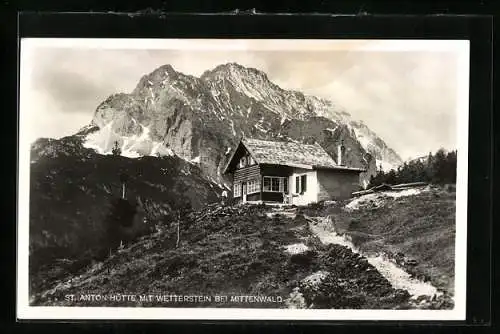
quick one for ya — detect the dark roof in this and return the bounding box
[223,138,366,173]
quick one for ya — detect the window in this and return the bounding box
[263,177,270,191]
[234,183,242,197]
[263,176,288,193]
[301,175,307,193]
[295,175,307,194]
[271,178,280,191]
[239,157,246,168]
[238,154,255,169]
[247,179,261,194]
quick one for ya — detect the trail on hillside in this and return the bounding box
[266,200,452,309]
[306,215,442,300]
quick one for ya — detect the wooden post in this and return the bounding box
[119,173,129,199]
[259,175,263,202]
[175,211,180,248]
[176,221,180,248]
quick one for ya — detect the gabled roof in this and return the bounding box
[223,138,366,174]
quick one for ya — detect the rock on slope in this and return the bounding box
[82,62,403,186]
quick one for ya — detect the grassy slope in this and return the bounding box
[32,204,415,309]
[300,186,456,295]
[32,187,455,309]
[32,205,306,307]
[29,151,221,296]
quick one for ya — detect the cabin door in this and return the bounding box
[242,182,247,203]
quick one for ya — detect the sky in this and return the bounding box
[20,39,468,161]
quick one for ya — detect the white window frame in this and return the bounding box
[247,179,261,194]
[280,177,289,193]
[295,174,307,194]
[237,154,256,169]
[263,176,288,193]
[233,183,242,197]
[239,158,246,169]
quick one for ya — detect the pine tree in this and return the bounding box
[414,160,426,182]
[398,162,410,184]
[425,152,435,182]
[386,170,397,185]
[433,149,447,184]
[102,197,137,258]
[445,150,457,183]
[112,141,121,156]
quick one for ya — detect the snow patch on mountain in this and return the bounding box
[352,126,374,151]
[190,156,201,164]
[83,122,174,158]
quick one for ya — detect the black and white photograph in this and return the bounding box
[17,38,469,320]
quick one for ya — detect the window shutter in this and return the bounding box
[295,176,300,193]
[301,175,307,193]
[284,178,288,194]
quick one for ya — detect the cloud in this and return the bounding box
[287,51,458,160]
[21,90,91,144]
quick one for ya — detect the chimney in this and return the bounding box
[337,140,345,166]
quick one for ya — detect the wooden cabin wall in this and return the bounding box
[233,165,261,183]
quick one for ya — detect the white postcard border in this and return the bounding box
[17,38,470,321]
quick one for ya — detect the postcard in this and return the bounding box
[17,38,469,320]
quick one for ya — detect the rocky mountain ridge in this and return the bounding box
[75,62,402,186]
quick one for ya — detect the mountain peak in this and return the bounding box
[145,63,178,79]
[154,64,176,75]
[210,62,247,72]
[201,62,269,81]
[133,64,193,95]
